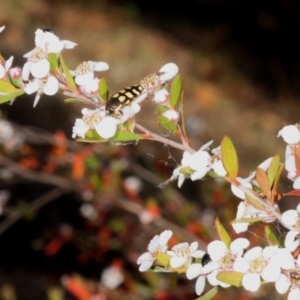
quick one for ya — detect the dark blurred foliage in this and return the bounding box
[44,0,300,98]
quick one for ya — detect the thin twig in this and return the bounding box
[0,154,73,189]
[109,193,208,248]
[135,123,195,153]
[0,187,71,236]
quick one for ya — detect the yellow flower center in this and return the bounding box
[30,47,48,62]
[290,269,300,288]
[76,62,92,75]
[220,252,235,269]
[249,257,266,274]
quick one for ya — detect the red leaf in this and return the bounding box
[283,190,300,197]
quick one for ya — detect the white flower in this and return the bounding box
[171,140,214,188]
[275,250,300,299]
[24,75,59,106]
[154,89,169,103]
[189,150,211,181]
[231,175,254,200]
[186,260,218,295]
[34,29,77,53]
[234,246,282,292]
[211,146,227,176]
[284,230,300,252]
[282,203,300,231]
[95,116,118,139]
[208,239,249,266]
[72,108,114,139]
[158,63,179,82]
[206,238,249,288]
[231,157,273,199]
[137,230,172,272]
[71,61,109,86]
[167,242,205,268]
[232,202,249,233]
[162,109,179,121]
[0,25,5,33]
[0,56,14,79]
[72,118,90,139]
[23,47,50,80]
[283,144,300,189]
[278,125,300,145]
[79,77,100,95]
[232,201,276,234]
[171,151,191,188]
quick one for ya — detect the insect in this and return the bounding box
[105,84,144,118]
[201,253,211,266]
[140,72,162,93]
[42,28,56,34]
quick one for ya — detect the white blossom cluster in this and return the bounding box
[171,141,226,188]
[278,124,300,253]
[72,62,179,140]
[137,230,300,299]
[1,26,179,141]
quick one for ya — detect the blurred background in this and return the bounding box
[1,0,300,299]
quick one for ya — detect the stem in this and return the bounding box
[62,91,101,108]
[237,184,293,231]
[135,123,195,153]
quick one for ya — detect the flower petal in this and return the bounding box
[195,276,206,295]
[242,273,260,292]
[95,117,117,139]
[158,63,179,82]
[186,263,202,279]
[275,274,290,294]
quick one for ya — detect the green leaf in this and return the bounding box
[110,130,144,142]
[0,79,18,92]
[265,226,281,246]
[99,77,108,101]
[271,162,284,202]
[157,116,177,132]
[170,74,182,108]
[77,129,144,143]
[244,193,266,211]
[221,136,238,180]
[0,90,24,104]
[153,266,172,272]
[156,253,171,267]
[215,218,231,247]
[59,54,76,90]
[64,98,88,105]
[232,217,265,224]
[207,170,225,178]
[256,167,270,199]
[48,53,59,72]
[267,155,280,187]
[180,166,195,177]
[156,104,169,114]
[217,271,244,287]
[195,287,219,300]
